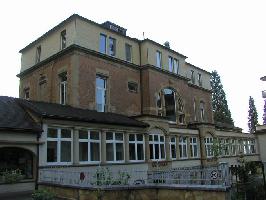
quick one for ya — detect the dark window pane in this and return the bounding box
[106,143,114,161]
[61,141,71,162]
[79,142,88,161]
[137,134,143,141]
[129,143,136,160]
[47,141,57,162]
[154,135,158,141]
[106,132,113,140]
[48,128,57,138]
[79,130,88,139]
[171,145,176,158]
[149,144,153,159]
[160,144,165,159]
[160,136,164,142]
[115,133,123,141]
[149,135,153,141]
[155,144,159,159]
[129,134,135,141]
[116,143,124,161]
[61,129,71,138]
[137,144,144,160]
[171,137,175,143]
[90,143,100,161]
[90,131,99,140]
[128,82,138,92]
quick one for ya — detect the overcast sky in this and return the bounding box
[0,0,265,131]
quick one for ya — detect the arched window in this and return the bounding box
[156,88,185,124]
[200,101,205,122]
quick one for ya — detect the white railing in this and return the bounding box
[39,163,230,188]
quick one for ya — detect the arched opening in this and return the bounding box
[0,147,34,181]
[156,88,185,123]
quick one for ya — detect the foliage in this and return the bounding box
[210,70,234,126]
[263,99,266,125]
[1,169,23,184]
[32,189,55,200]
[248,96,258,133]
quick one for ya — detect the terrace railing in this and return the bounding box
[39,163,231,188]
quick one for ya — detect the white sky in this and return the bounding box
[0,0,265,132]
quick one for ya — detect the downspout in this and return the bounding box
[35,117,43,190]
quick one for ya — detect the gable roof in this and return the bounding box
[16,99,149,128]
[0,96,41,132]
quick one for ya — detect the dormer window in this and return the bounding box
[99,34,107,54]
[60,30,66,50]
[109,37,116,56]
[190,70,195,84]
[35,46,41,64]
[198,73,202,86]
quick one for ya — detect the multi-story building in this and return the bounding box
[0,14,260,196]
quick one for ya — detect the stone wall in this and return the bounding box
[40,185,229,200]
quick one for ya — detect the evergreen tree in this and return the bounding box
[210,70,234,126]
[248,96,258,133]
[263,99,266,125]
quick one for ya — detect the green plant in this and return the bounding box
[32,189,55,200]
[2,169,23,184]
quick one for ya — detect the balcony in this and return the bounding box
[262,90,266,98]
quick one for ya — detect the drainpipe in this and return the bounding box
[35,117,43,190]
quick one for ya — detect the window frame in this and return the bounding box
[60,30,66,50]
[128,134,145,162]
[128,82,138,93]
[168,56,173,72]
[78,129,101,164]
[190,70,195,83]
[125,43,132,62]
[179,136,188,159]
[35,45,41,64]
[59,73,67,105]
[156,50,162,68]
[24,88,30,100]
[99,33,107,54]
[46,127,73,165]
[149,134,166,161]
[105,132,125,163]
[96,75,107,112]
[190,137,198,158]
[200,101,205,122]
[169,136,177,160]
[204,137,213,158]
[109,37,116,56]
[198,73,202,86]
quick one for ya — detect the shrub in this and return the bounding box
[32,189,55,200]
[2,169,23,184]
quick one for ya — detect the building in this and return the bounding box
[0,14,261,198]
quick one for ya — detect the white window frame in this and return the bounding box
[250,139,256,154]
[179,136,188,159]
[230,139,236,156]
[35,45,41,63]
[168,56,173,72]
[125,43,132,62]
[190,137,198,158]
[46,127,73,165]
[173,58,179,74]
[60,30,66,50]
[96,75,107,112]
[109,37,116,56]
[238,139,243,154]
[204,137,213,158]
[224,139,230,156]
[169,136,177,160]
[106,132,124,163]
[156,50,162,68]
[78,130,101,164]
[200,101,205,122]
[128,134,145,162]
[149,134,166,161]
[59,73,67,105]
[99,33,107,54]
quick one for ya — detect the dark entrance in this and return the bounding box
[0,147,34,180]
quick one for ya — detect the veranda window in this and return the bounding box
[179,136,188,159]
[149,134,165,160]
[129,134,144,161]
[106,132,124,162]
[170,136,177,159]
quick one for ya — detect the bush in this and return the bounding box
[2,169,23,184]
[32,189,55,200]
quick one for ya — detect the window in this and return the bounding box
[200,101,205,122]
[60,30,66,50]
[106,132,124,162]
[168,56,173,72]
[173,59,179,74]
[238,139,243,154]
[219,138,225,156]
[198,73,202,86]
[96,75,107,112]
[125,43,132,62]
[177,97,185,124]
[24,88,30,100]
[170,136,177,159]
[204,137,213,158]
[250,139,256,154]
[190,70,195,84]
[163,88,176,121]
[243,140,248,154]
[156,51,162,68]
[190,137,198,158]
[128,82,138,93]
[231,139,236,156]
[193,99,197,121]
[99,34,107,54]
[129,134,144,161]
[109,37,116,56]
[35,45,41,63]
[179,136,187,158]
[79,130,100,163]
[47,127,72,164]
[59,73,67,105]
[224,139,230,156]
[149,134,165,160]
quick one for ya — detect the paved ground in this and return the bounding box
[0,191,63,200]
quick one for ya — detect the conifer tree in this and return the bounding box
[248,96,258,133]
[263,99,266,125]
[210,71,234,126]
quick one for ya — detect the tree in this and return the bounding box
[248,96,258,133]
[263,99,266,125]
[210,70,234,126]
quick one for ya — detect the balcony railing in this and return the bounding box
[39,163,230,189]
